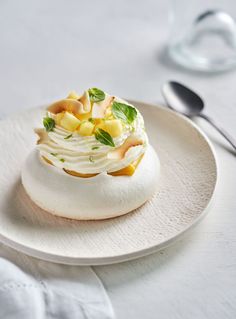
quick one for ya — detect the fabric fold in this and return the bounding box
[0,244,115,319]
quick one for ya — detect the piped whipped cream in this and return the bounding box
[36,91,148,174]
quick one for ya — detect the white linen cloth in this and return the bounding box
[0,243,115,319]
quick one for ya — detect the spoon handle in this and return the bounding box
[200,113,236,150]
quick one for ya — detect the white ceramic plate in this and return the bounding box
[0,101,217,265]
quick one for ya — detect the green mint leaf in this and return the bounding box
[95,128,115,147]
[43,117,55,132]
[50,152,58,156]
[64,134,72,140]
[112,101,137,124]
[88,88,105,102]
[91,146,99,150]
[60,158,65,162]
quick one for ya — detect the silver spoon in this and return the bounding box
[162,81,236,151]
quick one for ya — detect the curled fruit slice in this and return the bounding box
[107,135,143,160]
[64,169,97,178]
[35,128,50,145]
[92,95,114,118]
[47,91,91,115]
[47,99,85,114]
[79,91,91,113]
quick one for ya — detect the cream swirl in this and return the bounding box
[37,96,148,174]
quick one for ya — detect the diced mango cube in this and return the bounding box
[60,112,80,131]
[67,91,80,100]
[78,121,95,136]
[55,112,65,125]
[104,119,123,137]
[95,120,106,131]
[75,112,91,121]
[92,118,102,125]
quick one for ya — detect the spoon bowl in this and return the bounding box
[162,81,236,151]
[162,81,204,117]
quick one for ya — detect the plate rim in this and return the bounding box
[0,100,218,265]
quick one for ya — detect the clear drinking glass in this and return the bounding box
[168,0,236,72]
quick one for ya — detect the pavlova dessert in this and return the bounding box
[22,88,160,220]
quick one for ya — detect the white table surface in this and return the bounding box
[0,0,236,318]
